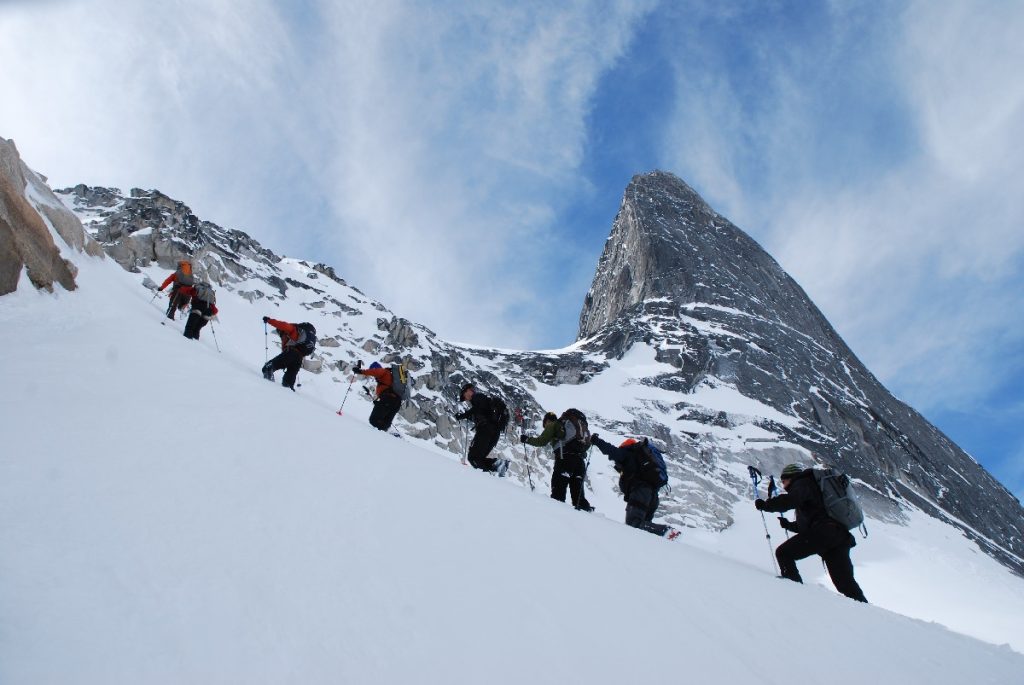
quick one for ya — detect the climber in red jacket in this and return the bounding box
[261,317,316,390]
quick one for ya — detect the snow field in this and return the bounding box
[1,255,1024,682]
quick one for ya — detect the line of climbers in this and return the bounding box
[155,259,867,603]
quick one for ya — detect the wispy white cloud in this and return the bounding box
[659,0,1024,415]
[0,0,655,347]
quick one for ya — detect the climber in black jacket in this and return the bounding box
[454,383,509,473]
[756,463,867,602]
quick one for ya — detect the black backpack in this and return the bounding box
[491,396,510,431]
[295,322,317,355]
[623,439,668,487]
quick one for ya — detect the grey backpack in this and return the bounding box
[192,282,216,305]
[812,468,866,534]
[390,364,412,404]
[175,261,195,287]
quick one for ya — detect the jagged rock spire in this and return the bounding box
[578,171,825,343]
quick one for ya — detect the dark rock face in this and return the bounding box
[58,184,280,281]
[579,171,1024,574]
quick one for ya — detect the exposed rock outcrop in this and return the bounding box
[0,138,101,295]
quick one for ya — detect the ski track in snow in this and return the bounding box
[1,253,1024,683]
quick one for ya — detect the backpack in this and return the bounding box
[175,261,194,286]
[630,439,668,487]
[558,408,591,450]
[812,468,865,532]
[493,395,509,427]
[192,281,215,305]
[295,322,317,355]
[390,364,412,403]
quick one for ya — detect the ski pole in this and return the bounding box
[149,289,160,304]
[209,318,221,353]
[264,321,269,363]
[748,466,779,576]
[516,409,535,491]
[460,418,469,466]
[336,378,355,416]
[768,474,789,539]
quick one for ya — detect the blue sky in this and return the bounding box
[1,0,1022,500]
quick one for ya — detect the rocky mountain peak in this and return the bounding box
[578,170,829,345]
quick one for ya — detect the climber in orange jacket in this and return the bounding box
[157,260,194,320]
[352,361,401,431]
[261,317,316,390]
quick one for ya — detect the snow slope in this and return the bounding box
[2,231,1024,682]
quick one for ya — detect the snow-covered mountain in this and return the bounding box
[3,136,1024,680]
[53,170,1024,577]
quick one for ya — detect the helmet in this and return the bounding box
[781,463,803,480]
[619,438,639,449]
[369,361,382,370]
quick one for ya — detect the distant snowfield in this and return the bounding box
[2,256,1024,683]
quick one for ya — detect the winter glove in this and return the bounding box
[754,498,766,511]
[354,360,363,371]
[454,411,469,421]
[520,434,530,444]
[590,432,600,443]
[262,316,270,323]
[778,517,794,531]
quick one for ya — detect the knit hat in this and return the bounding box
[619,438,639,449]
[369,361,382,369]
[542,412,557,424]
[781,463,803,480]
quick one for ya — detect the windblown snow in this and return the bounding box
[2,239,1024,683]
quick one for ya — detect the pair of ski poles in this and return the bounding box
[515,408,536,491]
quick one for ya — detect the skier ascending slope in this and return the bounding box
[454,383,510,475]
[261,317,316,391]
[590,433,679,539]
[756,463,867,602]
[178,281,218,341]
[157,259,194,320]
[521,411,594,511]
[352,360,402,432]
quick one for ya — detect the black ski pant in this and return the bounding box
[776,534,868,602]
[468,422,502,472]
[183,301,214,339]
[166,286,189,319]
[624,482,669,536]
[369,392,402,431]
[551,452,592,510]
[264,349,304,389]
